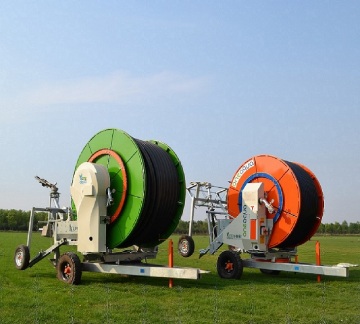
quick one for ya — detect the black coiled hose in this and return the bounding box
[279,161,319,248]
[120,139,180,247]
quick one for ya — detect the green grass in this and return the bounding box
[1,232,360,323]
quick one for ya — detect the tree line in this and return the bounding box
[0,209,48,231]
[316,221,360,235]
[174,220,360,235]
[1,209,359,235]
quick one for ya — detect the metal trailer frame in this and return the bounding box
[15,176,207,284]
[187,181,228,240]
[185,181,351,279]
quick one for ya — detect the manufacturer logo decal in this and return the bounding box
[79,174,87,184]
[69,224,78,232]
[231,159,255,188]
[242,204,248,237]
[227,232,241,240]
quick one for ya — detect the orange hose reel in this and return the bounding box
[227,155,324,248]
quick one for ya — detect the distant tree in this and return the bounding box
[174,220,189,234]
[327,223,335,234]
[317,223,325,234]
[192,221,204,234]
[349,222,360,234]
[6,209,18,230]
[341,220,348,234]
[175,220,209,235]
[334,222,342,234]
[0,209,8,230]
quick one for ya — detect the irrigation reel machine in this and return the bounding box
[180,155,350,279]
[14,128,350,284]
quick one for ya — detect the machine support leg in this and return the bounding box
[316,241,321,282]
[26,208,36,249]
[188,196,195,236]
[168,239,174,288]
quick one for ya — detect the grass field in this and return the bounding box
[1,232,360,323]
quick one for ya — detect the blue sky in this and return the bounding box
[0,1,359,223]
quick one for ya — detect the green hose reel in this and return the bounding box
[73,129,186,249]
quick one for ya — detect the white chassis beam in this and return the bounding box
[242,259,349,277]
[82,263,208,280]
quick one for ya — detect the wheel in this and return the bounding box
[260,268,281,275]
[217,250,243,279]
[57,252,82,285]
[178,235,195,257]
[14,245,30,270]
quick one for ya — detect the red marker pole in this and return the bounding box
[168,239,174,288]
[316,241,321,283]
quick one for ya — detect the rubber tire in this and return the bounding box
[57,252,82,285]
[217,250,243,279]
[260,269,281,275]
[178,235,195,257]
[14,245,30,270]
